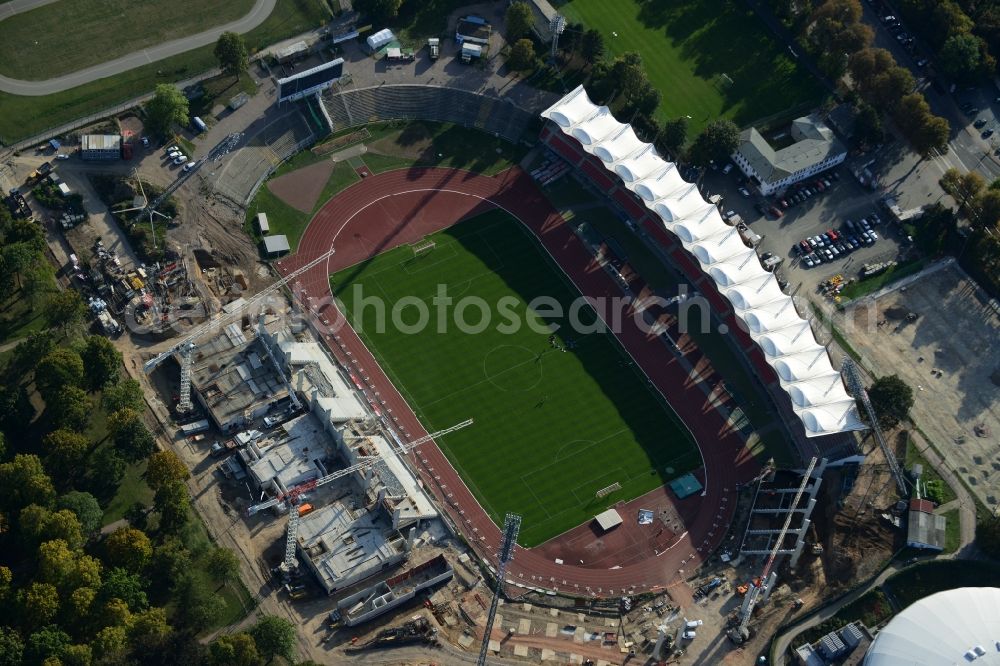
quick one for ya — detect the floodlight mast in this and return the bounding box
[477,513,522,666]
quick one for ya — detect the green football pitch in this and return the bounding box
[330,210,701,547]
[560,0,825,133]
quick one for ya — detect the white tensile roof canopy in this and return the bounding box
[864,587,1000,665]
[542,85,865,438]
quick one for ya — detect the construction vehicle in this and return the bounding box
[428,37,440,59]
[246,419,474,581]
[26,162,52,185]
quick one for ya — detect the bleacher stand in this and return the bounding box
[322,85,533,144]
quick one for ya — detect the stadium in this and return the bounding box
[260,82,864,595]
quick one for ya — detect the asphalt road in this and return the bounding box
[0,0,276,95]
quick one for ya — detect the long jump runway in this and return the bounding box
[276,166,759,595]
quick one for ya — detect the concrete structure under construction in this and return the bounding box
[740,459,826,568]
[189,322,289,432]
[336,554,453,625]
[240,414,332,497]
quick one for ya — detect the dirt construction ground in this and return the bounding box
[834,260,1000,509]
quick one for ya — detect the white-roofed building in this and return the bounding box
[864,588,1000,665]
[541,85,865,438]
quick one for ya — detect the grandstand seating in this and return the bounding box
[322,85,534,143]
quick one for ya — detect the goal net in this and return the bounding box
[412,240,436,257]
[595,481,621,499]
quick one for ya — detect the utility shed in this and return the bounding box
[262,234,290,256]
[906,498,946,551]
[256,212,269,234]
[594,508,623,532]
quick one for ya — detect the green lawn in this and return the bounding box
[101,458,154,525]
[904,438,957,505]
[0,0,331,144]
[0,287,53,344]
[559,0,824,133]
[0,0,255,80]
[838,258,928,302]
[331,210,701,546]
[798,588,893,644]
[887,560,1000,610]
[244,160,359,252]
[942,508,960,554]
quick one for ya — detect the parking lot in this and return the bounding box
[702,162,908,296]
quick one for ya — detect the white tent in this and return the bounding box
[366,28,395,51]
[541,85,866,437]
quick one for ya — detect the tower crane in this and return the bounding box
[141,248,335,412]
[729,456,817,645]
[247,419,474,576]
[477,513,521,666]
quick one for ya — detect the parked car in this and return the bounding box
[182,161,196,172]
[739,187,751,197]
[172,155,187,165]
[55,153,69,160]
[263,414,282,428]
[982,128,995,139]
[769,205,783,218]
[722,163,734,175]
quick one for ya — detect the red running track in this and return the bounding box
[277,167,759,596]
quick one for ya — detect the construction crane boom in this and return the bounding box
[842,358,907,495]
[246,418,473,516]
[143,247,335,375]
[477,513,521,666]
[734,456,817,640]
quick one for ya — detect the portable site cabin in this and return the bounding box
[461,42,482,63]
[428,37,440,59]
[256,212,269,234]
[366,28,395,51]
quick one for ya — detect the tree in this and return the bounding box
[631,82,661,116]
[68,586,96,620]
[34,348,84,403]
[91,626,127,662]
[869,66,914,112]
[0,627,24,666]
[145,450,189,493]
[581,28,605,62]
[848,48,895,92]
[661,117,689,157]
[99,568,148,612]
[61,643,92,666]
[20,582,60,628]
[977,514,1000,559]
[150,537,191,592]
[23,626,70,665]
[688,119,740,167]
[154,481,189,534]
[88,447,125,493]
[21,261,54,311]
[938,33,985,83]
[102,379,145,414]
[505,1,534,41]
[108,408,155,463]
[214,31,248,80]
[126,607,171,654]
[45,290,86,333]
[866,374,914,428]
[205,547,240,587]
[209,633,260,666]
[37,539,102,592]
[104,527,152,573]
[48,385,90,432]
[0,454,56,513]
[975,188,1000,227]
[353,0,403,23]
[613,52,647,107]
[507,38,535,71]
[249,615,296,663]
[144,84,189,139]
[21,506,85,551]
[9,331,55,377]
[174,574,225,630]
[56,492,102,536]
[853,103,883,147]
[43,429,89,483]
[80,335,121,391]
[895,93,949,157]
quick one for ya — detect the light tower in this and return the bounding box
[550,15,566,61]
[477,513,522,666]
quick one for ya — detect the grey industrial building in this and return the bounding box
[80,134,122,160]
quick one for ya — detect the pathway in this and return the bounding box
[0,0,276,95]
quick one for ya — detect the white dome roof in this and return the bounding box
[634,166,686,202]
[614,144,662,182]
[865,588,1000,666]
[571,108,622,145]
[800,408,843,433]
[759,328,823,359]
[593,125,646,163]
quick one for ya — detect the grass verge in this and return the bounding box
[332,210,702,546]
[942,508,960,553]
[558,0,825,133]
[0,0,331,144]
[839,258,927,302]
[886,560,1000,609]
[0,0,255,80]
[903,436,957,505]
[797,588,893,645]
